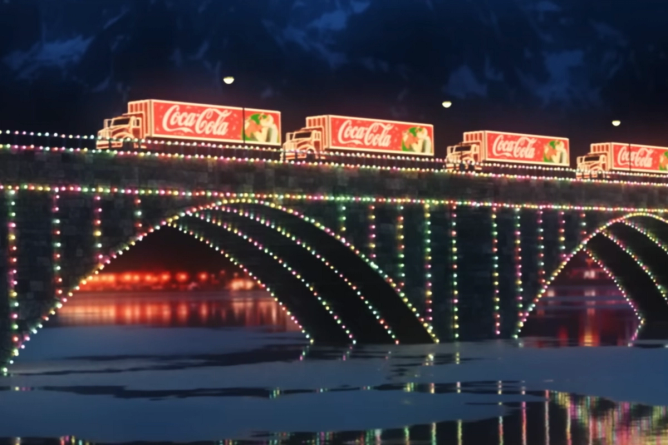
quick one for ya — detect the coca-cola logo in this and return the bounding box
[491,135,537,159]
[337,120,393,147]
[617,146,654,168]
[162,105,232,136]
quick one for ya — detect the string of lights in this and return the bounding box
[397,206,405,290]
[584,248,643,326]
[198,208,400,343]
[424,204,433,323]
[216,198,436,341]
[338,203,346,235]
[183,217,356,343]
[368,205,376,259]
[4,139,668,186]
[514,208,523,321]
[169,222,310,339]
[602,230,668,300]
[52,193,63,304]
[5,189,18,371]
[537,210,546,287]
[492,207,500,336]
[515,212,661,337]
[451,204,459,340]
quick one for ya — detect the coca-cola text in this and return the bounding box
[162,105,232,137]
[491,135,537,159]
[337,120,393,147]
[617,146,654,168]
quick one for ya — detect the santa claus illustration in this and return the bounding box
[659,152,668,171]
[402,126,432,154]
[245,113,279,143]
[543,140,568,164]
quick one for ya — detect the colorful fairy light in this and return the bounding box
[0,181,665,216]
[537,209,545,286]
[216,198,437,343]
[93,194,102,261]
[514,208,523,318]
[424,204,433,323]
[338,204,346,235]
[7,133,668,190]
[492,207,500,335]
[174,220,358,341]
[197,208,399,343]
[451,204,459,340]
[368,205,376,259]
[602,230,668,301]
[134,197,142,232]
[558,211,566,260]
[1,179,666,360]
[515,212,661,337]
[169,222,311,341]
[1,192,442,363]
[5,189,18,365]
[624,219,668,255]
[397,206,405,290]
[585,248,642,324]
[52,192,63,304]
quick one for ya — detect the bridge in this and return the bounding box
[2,134,668,370]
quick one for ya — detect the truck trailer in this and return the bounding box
[97,99,281,149]
[576,142,668,178]
[282,115,434,160]
[445,130,570,171]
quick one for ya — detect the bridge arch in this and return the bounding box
[515,212,668,338]
[195,200,436,344]
[9,198,435,367]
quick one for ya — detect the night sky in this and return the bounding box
[2,0,668,157]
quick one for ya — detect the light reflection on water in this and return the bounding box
[52,291,301,331]
[0,282,666,444]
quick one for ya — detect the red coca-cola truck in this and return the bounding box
[97,99,281,149]
[445,130,570,170]
[282,115,434,160]
[577,143,668,178]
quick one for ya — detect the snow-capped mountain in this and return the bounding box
[1,0,666,150]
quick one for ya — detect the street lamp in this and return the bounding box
[442,101,452,108]
[612,120,630,175]
[223,76,235,85]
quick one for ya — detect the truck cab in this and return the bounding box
[577,153,608,179]
[445,143,481,171]
[97,113,143,149]
[282,126,324,161]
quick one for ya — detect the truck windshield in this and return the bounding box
[584,155,602,162]
[454,145,473,152]
[111,118,131,126]
[293,131,312,138]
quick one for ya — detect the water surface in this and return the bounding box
[0,285,665,444]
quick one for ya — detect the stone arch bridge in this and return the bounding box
[2,144,668,369]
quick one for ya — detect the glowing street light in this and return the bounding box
[223,76,235,85]
[612,119,630,173]
[442,101,452,108]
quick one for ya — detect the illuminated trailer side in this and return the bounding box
[96,99,281,150]
[445,130,570,171]
[282,115,434,161]
[577,142,668,179]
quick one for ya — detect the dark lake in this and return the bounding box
[0,279,665,444]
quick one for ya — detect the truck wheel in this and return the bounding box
[306,151,316,162]
[122,140,134,151]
